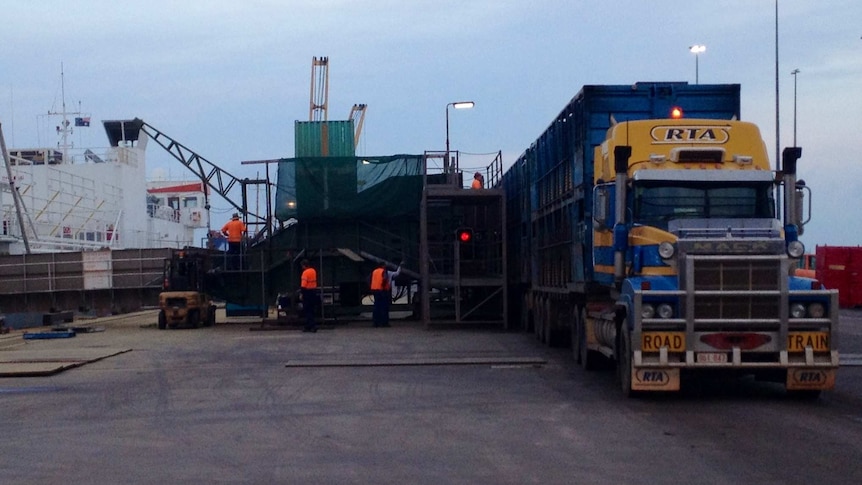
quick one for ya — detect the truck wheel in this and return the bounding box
[578,307,599,371]
[618,328,638,397]
[158,310,166,330]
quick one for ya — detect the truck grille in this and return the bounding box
[688,256,781,320]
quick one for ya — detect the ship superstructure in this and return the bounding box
[0,119,207,254]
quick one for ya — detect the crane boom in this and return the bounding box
[349,103,367,146]
[309,56,329,121]
[137,119,267,224]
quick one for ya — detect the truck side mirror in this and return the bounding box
[593,186,610,229]
[795,179,811,236]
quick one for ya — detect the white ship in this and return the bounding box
[0,115,208,255]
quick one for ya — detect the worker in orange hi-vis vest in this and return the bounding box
[471,172,484,189]
[221,213,247,269]
[300,259,319,332]
[370,261,402,327]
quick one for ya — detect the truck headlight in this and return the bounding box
[789,302,806,318]
[787,240,805,258]
[642,304,655,319]
[657,303,674,319]
[808,302,825,318]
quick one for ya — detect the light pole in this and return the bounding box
[445,101,474,174]
[774,0,780,175]
[689,44,706,84]
[791,68,800,146]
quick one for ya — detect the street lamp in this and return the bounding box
[791,68,800,146]
[689,45,706,84]
[445,101,475,174]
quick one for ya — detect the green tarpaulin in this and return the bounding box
[275,155,425,221]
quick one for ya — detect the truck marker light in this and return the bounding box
[658,241,675,259]
[787,240,805,258]
[670,107,683,119]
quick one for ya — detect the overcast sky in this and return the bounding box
[1,0,860,248]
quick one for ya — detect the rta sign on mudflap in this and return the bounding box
[787,369,836,390]
[633,368,680,391]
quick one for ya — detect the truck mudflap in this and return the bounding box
[626,365,838,392]
[786,368,837,390]
[629,349,840,392]
[631,367,680,391]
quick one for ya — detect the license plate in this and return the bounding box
[788,332,830,352]
[641,332,685,352]
[697,352,728,364]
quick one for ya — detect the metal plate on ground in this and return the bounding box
[0,348,131,377]
[285,356,546,367]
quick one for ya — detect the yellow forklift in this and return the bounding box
[158,249,217,329]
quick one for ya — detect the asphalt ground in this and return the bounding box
[1,309,861,484]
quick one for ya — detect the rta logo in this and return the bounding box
[792,370,826,384]
[636,370,669,385]
[651,125,730,144]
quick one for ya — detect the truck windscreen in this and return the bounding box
[633,181,775,230]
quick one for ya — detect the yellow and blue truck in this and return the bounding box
[500,83,838,396]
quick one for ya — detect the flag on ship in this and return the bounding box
[75,117,90,127]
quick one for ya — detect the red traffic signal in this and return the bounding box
[456,227,473,243]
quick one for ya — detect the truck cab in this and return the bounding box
[795,253,816,278]
[591,118,838,395]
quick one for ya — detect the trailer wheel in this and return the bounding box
[543,298,553,346]
[533,296,544,342]
[521,294,531,333]
[571,305,582,364]
[157,310,167,330]
[544,299,569,348]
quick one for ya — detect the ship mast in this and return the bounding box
[48,63,84,164]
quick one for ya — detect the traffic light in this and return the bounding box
[456,227,473,243]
